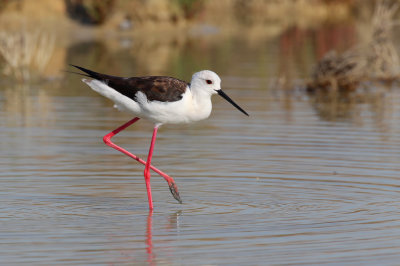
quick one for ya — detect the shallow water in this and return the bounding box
[2,25,400,265]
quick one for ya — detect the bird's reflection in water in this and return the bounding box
[145,210,182,265]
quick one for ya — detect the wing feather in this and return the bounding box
[71,65,188,102]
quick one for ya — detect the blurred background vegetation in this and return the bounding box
[0,0,359,28]
[0,0,397,89]
[0,0,363,34]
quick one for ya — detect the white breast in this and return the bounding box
[136,88,212,124]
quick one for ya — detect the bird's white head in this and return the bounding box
[190,70,221,95]
[190,70,249,116]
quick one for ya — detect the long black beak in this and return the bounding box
[217,90,249,116]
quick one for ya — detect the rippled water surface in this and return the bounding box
[2,28,400,265]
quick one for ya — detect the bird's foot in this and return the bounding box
[168,181,182,204]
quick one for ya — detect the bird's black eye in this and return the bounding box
[206,79,213,84]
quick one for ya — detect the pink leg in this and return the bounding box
[103,117,182,205]
[143,126,159,210]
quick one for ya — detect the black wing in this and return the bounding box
[70,65,189,102]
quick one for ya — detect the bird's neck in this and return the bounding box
[192,87,212,105]
[189,88,213,120]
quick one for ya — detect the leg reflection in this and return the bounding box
[145,210,182,265]
[146,210,154,265]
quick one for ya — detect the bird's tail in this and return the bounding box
[69,64,118,81]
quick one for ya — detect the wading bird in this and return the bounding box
[71,65,249,210]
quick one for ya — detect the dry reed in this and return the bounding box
[307,0,400,92]
[0,30,56,81]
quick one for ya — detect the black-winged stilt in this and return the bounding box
[71,65,249,210]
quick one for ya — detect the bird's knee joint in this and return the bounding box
[103,135,111,144]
